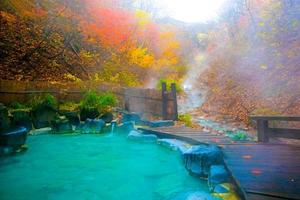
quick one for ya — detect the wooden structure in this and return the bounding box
[0,80,178,120]
[139,125,300,200]
[251,116,300,142]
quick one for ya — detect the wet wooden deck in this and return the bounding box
[139,126,300,200]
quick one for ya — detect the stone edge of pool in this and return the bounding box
[138,127,247,200]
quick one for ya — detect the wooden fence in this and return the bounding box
[0,80,178,120]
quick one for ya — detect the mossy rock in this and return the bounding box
[99,112,114,123]
[51,117,73,133]
[80,107,99,121]
[0,103,10,131]
[11,109,32,131]
[32,104,58,129]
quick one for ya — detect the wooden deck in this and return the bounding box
[139,126,300,200]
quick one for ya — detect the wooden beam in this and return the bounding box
[171,83,178,121]
[257,120,269,143]
[268,128,300,139]
[250,116,300,121]
[161,82,168,120]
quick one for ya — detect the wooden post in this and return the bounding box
[257,120,269,142]
[171,83,178,121]
[161,82,168,120]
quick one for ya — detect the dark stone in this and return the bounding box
[11,110,32,131]
[145,120,175,127]
[80,107,99,121]
[100,112,114,123]
[183,145,223,177]
[0,103,10,131]
[63,111,80,126]
[208,165,230,191]
[0,126,27,148]
[32,105,57,129]
[81,118,105,134]
[127,130,157,142]
[116,121,134,133]
[51,117,73,133]
[122,113,141,123]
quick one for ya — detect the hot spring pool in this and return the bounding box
[0,131,218,200]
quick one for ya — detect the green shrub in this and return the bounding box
[80,90,118,114]
[28,93,58,110]
[178,113,193,127]
[9,102,28,110]
[156,78,183,93]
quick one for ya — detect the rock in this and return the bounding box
[51,117,73,133]
[81,118,105,134]
[122,113,141,123]
[11,110,32,131]
[100,112,114,123]
[0,103,10,131]
[145,120,175,128]
[183,145,223,177]
[203,128,210,133]
[63,111,80,126]
[32,105,57,129]
[116,122,134,133]
[157,139,190,153]
[80,107,99,121]
[0,126,27,148]
[170,191,220,200]
[213,184,230,193]
[127,130,157,142]
[208,165,230,191]
[29,127,52,135]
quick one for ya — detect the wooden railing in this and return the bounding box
[250,116,300,142]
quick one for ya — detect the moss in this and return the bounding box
[59,102,80,112]
[178,113,193,127]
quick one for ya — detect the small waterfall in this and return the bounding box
[110,121,116,134]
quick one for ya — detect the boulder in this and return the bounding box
[81,118,105,134]
[63,111,80,126]
[157,139,190,153]
[100,112,114,123]
[32,105,57,129]
[208,165,230,191]
[183,145,223,177]
[0,126,27,148]
[127,130,157,142]
[145,120,175,127]
[11,109,32,131]
[122,113,141,123]
[0,103,10,131]
[51,116,73,133]
[116,122,134,133]
[80,107,99,121]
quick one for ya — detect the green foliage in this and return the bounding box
[232,132,248,141]
[98,92,118,113]
[157,78,183,93]
[80,90,118,114]
[80,90,100,109]
[28,93,58,110]
[9,101,28,110]
[178,113,193,127]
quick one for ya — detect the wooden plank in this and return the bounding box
[269,128,300,139]
[170,83,178,121]
[161,82,168,120]
[250,116,300,121]
[257,120,269,142]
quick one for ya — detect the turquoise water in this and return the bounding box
[0,132,215,200]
